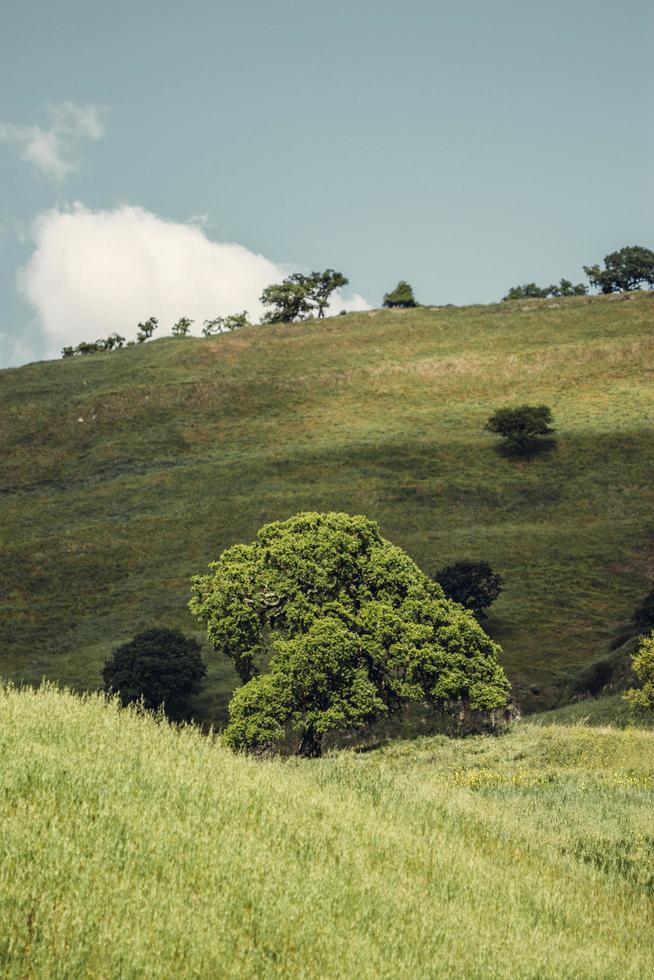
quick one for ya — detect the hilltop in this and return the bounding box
[1,292,653,722]
[2,683,654,978]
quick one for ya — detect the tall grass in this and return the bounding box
[2,683,653,978]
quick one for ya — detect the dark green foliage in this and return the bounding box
[631,590,654,631]
[503,280,587,301]
[383,281,417,308]
[436,561,503,618]
[102,628,207,721]
[60,333,126,358]
[202,312,250,336]
[172,317,194,337]
[485,404,554,455]
[307,269,349,318]
[261,270,349,323]
[190,512,510,755]
[136,317,158,343]
[584,246,654,293]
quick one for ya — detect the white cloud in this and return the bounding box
[0,102,104,182]
[19,204,369,354]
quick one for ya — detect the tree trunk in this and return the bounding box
[298,727,322,758]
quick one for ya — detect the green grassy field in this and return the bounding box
[1,292,653,722]
[2,683,653,979]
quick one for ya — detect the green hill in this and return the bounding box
[1,293,653,722]
[2,683,654,978]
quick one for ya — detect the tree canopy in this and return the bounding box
[624,631,654,712]
[382,281,417,308]
[584,246,654,293]
[260,269,349,323]
[189,512,510,756]
[503,279,587,301]
[436,561,503,619]
[485,405,554,455]
[102,628,206,721]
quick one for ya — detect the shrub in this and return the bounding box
[202,312,250,336]
[172,317,194,337]
[503,280,586,301]
[485,405,554,454]
[631,589,654,632]
[189,512,510,756]
[624,631,654,711]
[436,561,503,618]
[102,628,206,721]
[136,317,158,343]
[383,281,417,308]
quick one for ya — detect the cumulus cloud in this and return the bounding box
[0,102,104,182]
[19,204,369,353]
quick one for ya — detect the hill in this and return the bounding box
[2,683,653,978]
[1,293,653,722]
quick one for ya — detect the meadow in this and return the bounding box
[1,292,653,722]
[1,682,653,979]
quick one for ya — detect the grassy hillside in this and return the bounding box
[1,293,653,721]
[2,683,654,979]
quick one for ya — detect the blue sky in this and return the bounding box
[1,0,652,366]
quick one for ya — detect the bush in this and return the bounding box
[624,631,654,711]
[503,279,586,301]
[631,589,654,632]
[435,561,503,618]
[102,628,206,721]
[172,317,194,337]
[485,405,554,455]
[136,317,158,343]
[383,281,417,308]
[189,512,510,756]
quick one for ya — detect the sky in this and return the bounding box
[1,0,652,367]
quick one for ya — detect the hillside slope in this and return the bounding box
[1,293,653,719]
[2,684,654,979]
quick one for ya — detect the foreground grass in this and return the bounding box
[2,684,654,979]
[1,293,654,719]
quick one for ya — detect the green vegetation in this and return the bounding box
[136,316,158,343]
[382,279,417,307]
[584,245,654,294]
[191,512,509,755]
[624,631,654,711]
[485,404,555,455]
[102,627,206,721]
[261,269,348,323]
[436,559,503,618]
[1,292,654,723]
[503,279,587,300]
[172,316,194,337]
[2,683,654,978]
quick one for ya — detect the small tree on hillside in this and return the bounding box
[503,280,586,301]
[261,270,348,323]
[306,269,349,318]
[623,631,654,711]
[172,316,194,337]
[189,512,510,757]
[584,246,654,293]
[261,279,314,323]
[102,628,207,721]
[485,405,554,455]
[136,317,158,343]
[383,281,417,308]
[202,312,250,336]
[436,561,503,619]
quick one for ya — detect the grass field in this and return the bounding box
[1,682,653,979]
[1,292,653,721]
